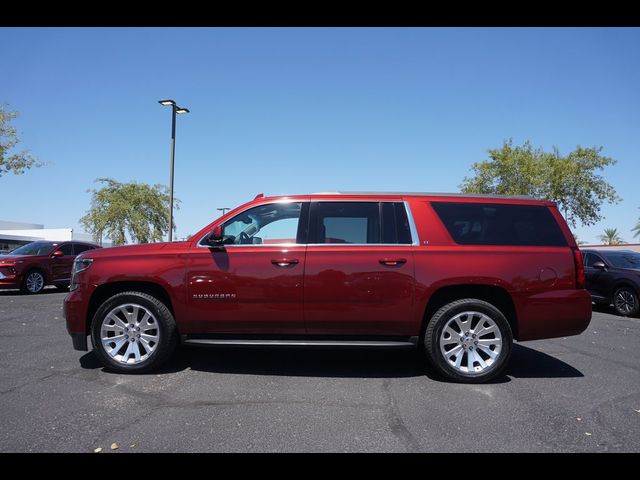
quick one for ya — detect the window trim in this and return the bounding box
[197,199,419,248]
[306,200,418,247]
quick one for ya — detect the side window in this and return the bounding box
[583,253,594,267]
[381,202,413,244]
[73,244,94,255]
[431,202,568,246]
[585,253,604,268]
[58,244,74,256]
[221,202,303,245]
[312,202,380,244]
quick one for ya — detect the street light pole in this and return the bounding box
[217,207,230,216]
[159,99,189,242]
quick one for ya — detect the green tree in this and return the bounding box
[0,103,43,178]
[80,178,179,246]
[598,228,625,245]
[460,139,621,227]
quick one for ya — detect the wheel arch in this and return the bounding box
[421,284,518,340]
[86,281,175,332]
[609,280,640,300]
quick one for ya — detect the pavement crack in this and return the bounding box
[381,379,421,452]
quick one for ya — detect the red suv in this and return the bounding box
[64,193,592,383]
[0,240,101,294]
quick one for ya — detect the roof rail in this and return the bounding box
[309,191,537,200]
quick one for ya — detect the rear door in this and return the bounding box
[303,200,416,335]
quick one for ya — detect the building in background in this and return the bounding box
[0,220,106,253]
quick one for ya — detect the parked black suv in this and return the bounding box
[582,249,640,317]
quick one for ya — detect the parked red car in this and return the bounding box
[64,192,592,383]
[0,240,101,294]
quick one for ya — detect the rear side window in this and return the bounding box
[431,202,568,246]
[381,202,413,244]
[312,202,380,244]
[310,201,413,245]
[58,244,74,255]
[73,244,94,255]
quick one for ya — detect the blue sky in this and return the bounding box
[1,27,639,244]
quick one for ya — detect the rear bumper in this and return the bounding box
[516,289,592,341]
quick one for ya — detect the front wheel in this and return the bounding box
[22,270,46,294]
[90,291,178,373]
[612,287,639,317]
[423,299,513,383]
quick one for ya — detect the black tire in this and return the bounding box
[612,286,640,317]
[90,291,178,373]
[423,298,513,383]
[21,269,46,294]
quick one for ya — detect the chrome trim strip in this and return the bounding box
[305,243,413,247]
[197,199,420,249]
[183,338,418,348]
[404,200,420,246]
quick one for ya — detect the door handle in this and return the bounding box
[271,258,299,267]
[379,258,407,266]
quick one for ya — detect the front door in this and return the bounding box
[303,201,416,335]
[185,201,308,334]
[584,252,614,301]
[50,243,75,283]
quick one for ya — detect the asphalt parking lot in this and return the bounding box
[0,288,639,453]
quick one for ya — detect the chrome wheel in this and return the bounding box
[100,303,160,365]
[25,272,44,293]
[615,289,637,315]
[439,311,503,375]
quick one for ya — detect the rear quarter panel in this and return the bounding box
[407,198,592,341]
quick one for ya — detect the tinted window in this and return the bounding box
[74,244,94,255]
[312,202,380,244]
[584,253,605,267]
[381,202,413,244]
[602,251,640,269]
[431,202,567,246]
[221,202,302,245]
[58,244,74,256]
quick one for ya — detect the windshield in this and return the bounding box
[9,242,58,256]
[603,251,640,269]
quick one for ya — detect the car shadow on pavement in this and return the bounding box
[507,344,583,379]
[79,343,583,382]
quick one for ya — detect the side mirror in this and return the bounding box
[206,225,225,250]
[51,250,64,258]
[593,261,607,271]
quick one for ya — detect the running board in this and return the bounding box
[182,336,418,348]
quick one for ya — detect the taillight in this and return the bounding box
[572,247,585,289]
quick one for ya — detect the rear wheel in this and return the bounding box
[612,287,639,317]
[423,298,513,383]
[90,291,178,373]
[21,270,45,294]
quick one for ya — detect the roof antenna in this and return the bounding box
[254,193,264,200]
